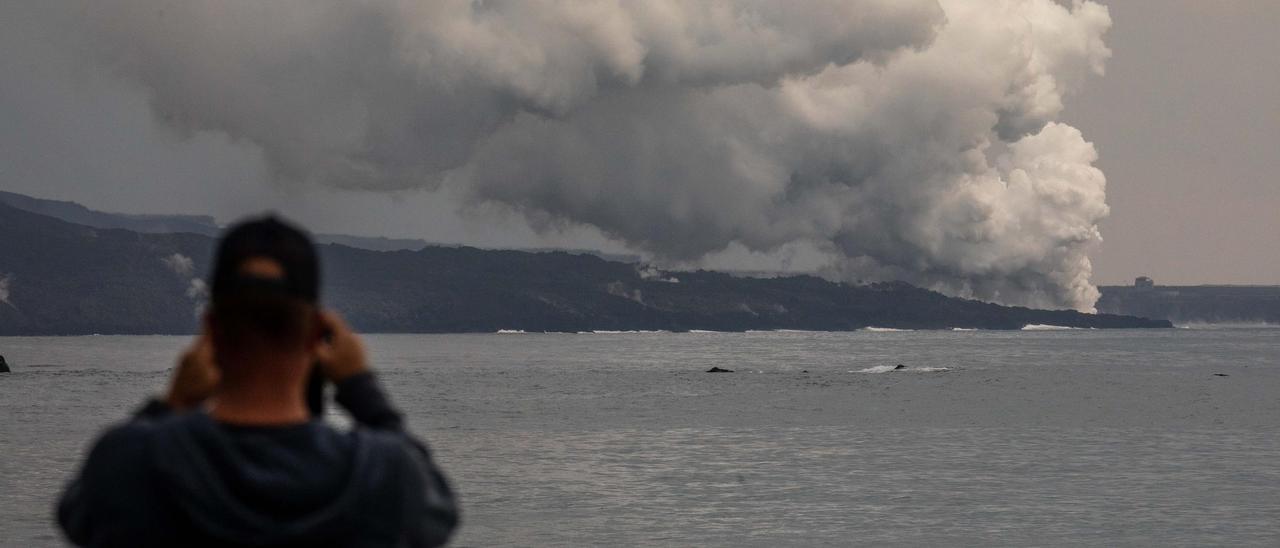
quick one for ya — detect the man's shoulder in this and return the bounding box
[74,413,180,498]
[86,407,208,464]
[344,427,433,485]
[89,415,168,457]
[350,426,416,455]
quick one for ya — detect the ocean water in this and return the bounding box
[2,328,1279,546]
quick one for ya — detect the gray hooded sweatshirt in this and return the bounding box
[57,372,458,547]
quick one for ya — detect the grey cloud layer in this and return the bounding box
[83,0,1112,310]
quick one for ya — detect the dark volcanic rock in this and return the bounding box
[707,367,734,373]
[0,355,8,373]
[0,201,1174,335]
[893,364,907,371]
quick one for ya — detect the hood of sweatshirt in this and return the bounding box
[146,412,393,546]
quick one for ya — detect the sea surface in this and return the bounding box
[2,328,1279,546]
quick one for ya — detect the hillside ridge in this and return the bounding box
[0,202,1171,335]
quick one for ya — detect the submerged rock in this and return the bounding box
[892,364,907,371]
[707,366,734,373]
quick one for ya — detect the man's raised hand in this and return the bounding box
[166,332,220,411]
[315,310,369,383]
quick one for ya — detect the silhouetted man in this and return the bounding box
[57,217,458,547]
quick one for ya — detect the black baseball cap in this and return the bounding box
[210,215,320,304]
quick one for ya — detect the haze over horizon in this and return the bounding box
[1,0,1277,302]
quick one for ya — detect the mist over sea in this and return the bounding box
[2,328,1279,546]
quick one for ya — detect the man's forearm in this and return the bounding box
[333,371,404,429]
[330,369,459,546]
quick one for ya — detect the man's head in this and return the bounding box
[207,216,322,372]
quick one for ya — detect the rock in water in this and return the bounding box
[893,364,907,371]
[707,367,734,373]
[0,355,8,373]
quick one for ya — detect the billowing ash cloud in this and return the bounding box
[86,0,1112,310]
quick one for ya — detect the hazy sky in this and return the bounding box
[1062,1,1280,285]
[1,1,1276,288]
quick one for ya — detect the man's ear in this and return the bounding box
[309,308,329,350]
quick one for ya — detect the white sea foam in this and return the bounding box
[495,329,527,334]
[951,328,978,331]
[856,365,952,373]
[1177,323,1280,330]
[865,327,912,332]
[1021,324,1080,331]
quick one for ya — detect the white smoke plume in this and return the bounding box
[638,265,679,284]
[161,253,195,277]
[0,274,13,309]
[187,279,208,300]
[161,253,206,316]
[187,279,208,319]
[86,0,1112,310]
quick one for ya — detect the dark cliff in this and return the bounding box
[1098,285,1280,325]
[0,202,1171,335]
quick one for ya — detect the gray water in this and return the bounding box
[2,328,1279,546]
